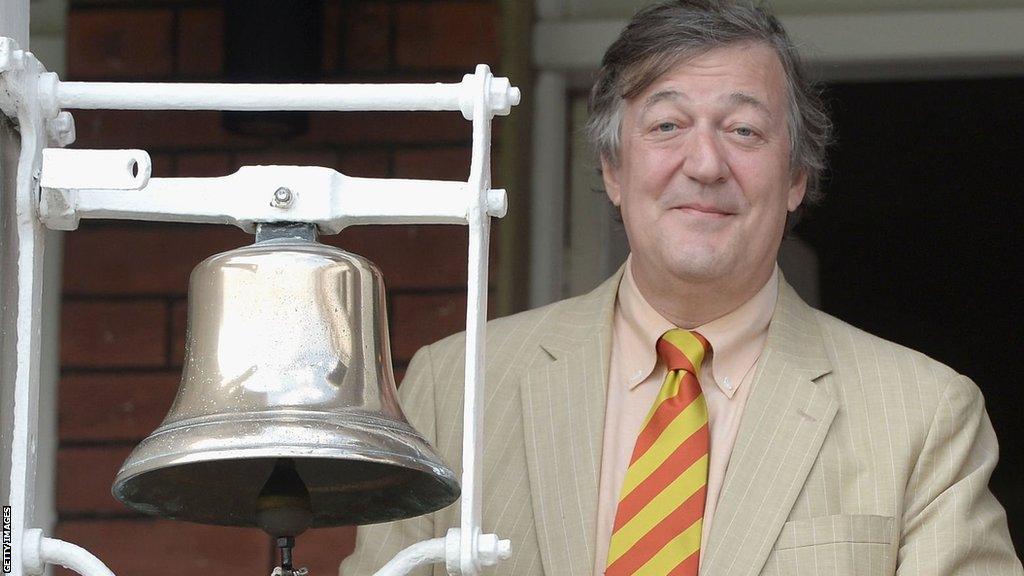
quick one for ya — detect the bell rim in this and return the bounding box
[113,411,453,479]
[113,452,460,528]
[112,416,460,527]
[113,444,459,487]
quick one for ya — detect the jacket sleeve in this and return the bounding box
[896,374,1023,575]
[339,345,441,576]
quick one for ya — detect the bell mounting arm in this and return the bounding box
[37,150,509,234]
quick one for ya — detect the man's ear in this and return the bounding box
[601,155,622,206]
[787,170,808,211]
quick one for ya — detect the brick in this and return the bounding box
[390,292,468,362]
[331,71,472,83]
[326,225,473,290]
[389,290,499,363]
[234,150,338,171]
[296,526,356,576]
[67,9,174,79]
[57,447,134,514]
[303,110,472,147]
[63,224,251,296]
[322,0,341,72]
[176,152,233,177]
[149,153,175,177]
[59,372,180,441]
[178,8,224,78]
[395,1,498,70]
[337,151,390,178]
[170,300,187,367]
[61,301,167,368]
[340,2,392,72]
[394,147,470,181]
[72,109,470,150]
[71,110,262,150]
[55,520,270,576]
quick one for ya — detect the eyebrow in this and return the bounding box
[641,89,774,121]
[726,91,774,121]
[642,89,687,111]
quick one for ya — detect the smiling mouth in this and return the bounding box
[674,205,733,217]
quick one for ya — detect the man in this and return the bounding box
[341,1,1023,574]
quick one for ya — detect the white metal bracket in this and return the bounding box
[38,149,508,233]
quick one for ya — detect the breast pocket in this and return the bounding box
[761,514,896,576]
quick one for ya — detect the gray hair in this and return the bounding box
[587,0,832,204]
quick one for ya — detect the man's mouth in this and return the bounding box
[673,204,733,217]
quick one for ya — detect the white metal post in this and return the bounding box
[529,71,567,307]
[0,34,51,576]
[459,64,493,576]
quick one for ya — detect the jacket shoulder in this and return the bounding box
[810,307,968,407]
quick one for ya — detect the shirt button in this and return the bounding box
[723,376,733,390]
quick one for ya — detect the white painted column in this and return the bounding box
[529,71,567,307]
[1,6,49,576]
[2,4,66,576]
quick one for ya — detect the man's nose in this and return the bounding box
[680,128,730,184]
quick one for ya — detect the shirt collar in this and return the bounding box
[615,255,779,397]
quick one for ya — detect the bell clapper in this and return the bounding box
[258,458,312,576]
[270,537,308,576]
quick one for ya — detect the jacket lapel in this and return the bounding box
[520,270,622,576]
[700,278,837,576]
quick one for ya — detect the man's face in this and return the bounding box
[602,42,806,293]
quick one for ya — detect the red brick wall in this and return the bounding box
[58,2,500,574]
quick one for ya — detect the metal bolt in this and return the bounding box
[477,533,512,566]
[272,187,293,208]
[47,111,76,147]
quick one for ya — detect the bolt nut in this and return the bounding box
[46,111,76,147]
[477,533,512,566]
[487,189,508,218]
[272,187,293,208]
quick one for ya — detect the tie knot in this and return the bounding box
[656,329,710,375]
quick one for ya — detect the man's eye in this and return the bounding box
[656,122,677,133]
[734,126,756,137]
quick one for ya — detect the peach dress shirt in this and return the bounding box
[594,258,779,575]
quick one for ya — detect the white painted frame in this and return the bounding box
[1,29,519,576]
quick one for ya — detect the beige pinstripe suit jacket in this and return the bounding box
[341,269,1023,575]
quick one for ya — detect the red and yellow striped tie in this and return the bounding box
[605,329,711,576]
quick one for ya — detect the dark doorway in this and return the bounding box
[797,77,1024,552]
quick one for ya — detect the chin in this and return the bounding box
[661,248,732,284]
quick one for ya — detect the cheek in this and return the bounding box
[730,155,792,209]
[630,150,680,197]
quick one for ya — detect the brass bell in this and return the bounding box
[112,223,459,535]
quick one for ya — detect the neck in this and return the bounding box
[629,261,774,329]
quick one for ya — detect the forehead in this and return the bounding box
[632,42,787,112]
